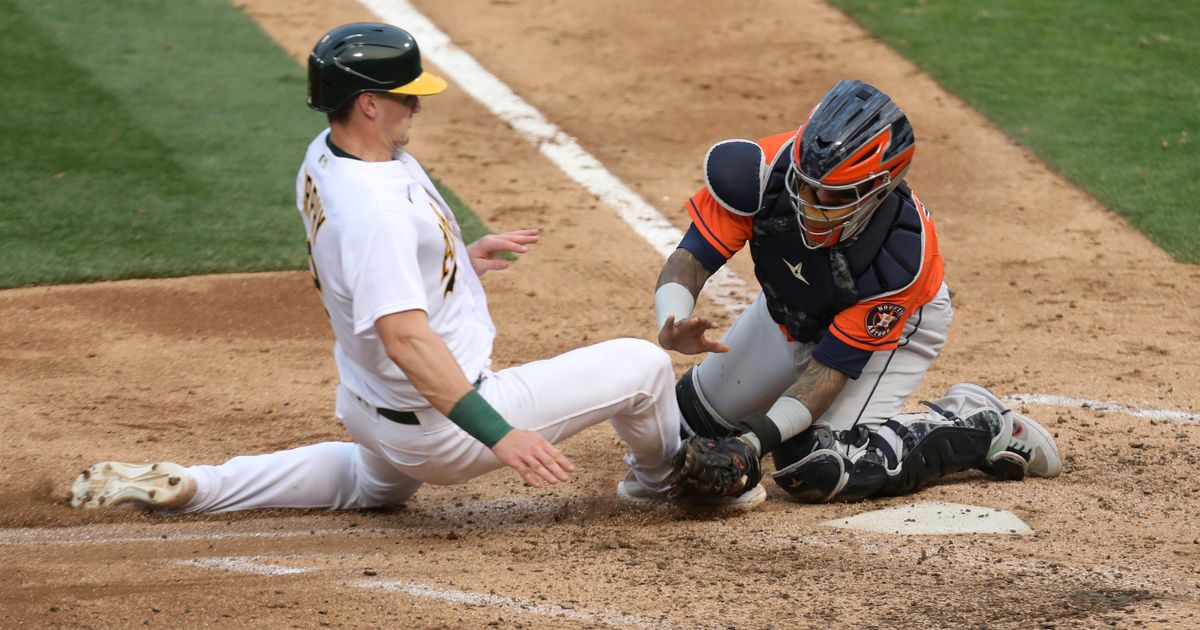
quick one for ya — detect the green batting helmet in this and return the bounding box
[307,22,447,113]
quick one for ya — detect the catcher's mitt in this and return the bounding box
[671,434,763,496]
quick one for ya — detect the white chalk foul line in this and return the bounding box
[357,0,749,314]
[0,523,390,546]
[1006,394,1199,425]
[173,555,671,628]
[179,556,314,576]
[353,3,1195,423]
[355,578,672,629]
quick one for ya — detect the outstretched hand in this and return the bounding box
[658,315,729,355]
[490,428,575,488]
[468,229,540,275]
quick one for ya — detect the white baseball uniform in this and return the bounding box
[177,130,680,513]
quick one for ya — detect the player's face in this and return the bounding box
[796,183,862,228]
[375,92,422,149]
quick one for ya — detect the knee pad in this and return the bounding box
[771,449,849,503]
[770,423,835,471]
[770,425,887,503]
[771,447,889,504]
[675,367,737,438]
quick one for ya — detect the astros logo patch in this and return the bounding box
[865,303,905,338]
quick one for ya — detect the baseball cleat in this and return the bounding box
[949,383,1063,480]
[617,470,767,510]
[70,461,196,510]
[997,411,1062,479]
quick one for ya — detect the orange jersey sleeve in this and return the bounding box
[685,130,797,258]
[827,191,944,352]
[686,187,753,258]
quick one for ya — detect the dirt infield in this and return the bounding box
[2,0,1198,627]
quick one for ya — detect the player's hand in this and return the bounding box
[468,229,540,275]
[658,315,729,355]
[490,428,575,487]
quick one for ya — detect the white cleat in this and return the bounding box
[616,470,767,510]
[1002,412,1063,479]
[70,461,196,510]
[949,383,1063,480]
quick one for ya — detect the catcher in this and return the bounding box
[655,80,1062,502]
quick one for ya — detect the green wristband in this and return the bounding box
[448,390,513,447]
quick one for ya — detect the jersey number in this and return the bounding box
[433,202,458,297]
[302,173,327,292]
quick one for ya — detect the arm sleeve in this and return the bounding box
[348,212,430,335]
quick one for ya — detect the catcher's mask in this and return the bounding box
[307,22,447,113]
[784,80,916,249]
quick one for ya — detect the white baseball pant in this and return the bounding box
[180,338,680,513]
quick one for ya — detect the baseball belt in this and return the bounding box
[372,376,485,426]
[377,407,419,425]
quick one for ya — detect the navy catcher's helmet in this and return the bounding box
[307,22,447,113]
[784,80,916,248]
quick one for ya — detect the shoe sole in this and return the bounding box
[616,481,668,507]
[687,483,767,510]
[70,462,190,510]
[616,481,768,511]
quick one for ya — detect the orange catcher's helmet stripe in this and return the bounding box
[818,127,914,187]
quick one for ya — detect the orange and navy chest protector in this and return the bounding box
[679,131,944,379]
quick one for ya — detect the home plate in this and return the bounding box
[822,501,1033,535]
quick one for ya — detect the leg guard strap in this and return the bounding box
[879,421,993,496]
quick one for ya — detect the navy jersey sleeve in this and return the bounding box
[812,333,875,380]
[679,223,728,274]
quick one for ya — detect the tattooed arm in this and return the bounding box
[655,249,729,354]
[725,358,849,457]
[656,247,712,296]
[781,359,849,433]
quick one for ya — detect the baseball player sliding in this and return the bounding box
[658,80,1063,502]
[70,23,763,514]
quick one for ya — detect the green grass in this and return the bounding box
[0,0,487,288]
[831,0,1200,262]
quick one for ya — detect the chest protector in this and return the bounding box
[704,138,926,343]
